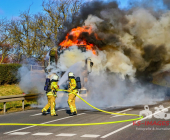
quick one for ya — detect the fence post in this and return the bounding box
[4,102,6,114]
[22,100,24,110]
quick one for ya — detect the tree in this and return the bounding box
[0,18,8,44]
[7,20,23,63]
[0,0,83,64]
[0,43,13,64]
[42,0,82,43]
[0,19,13,63]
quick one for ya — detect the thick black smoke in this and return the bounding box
[162,0,170,9]
[59,0,170,82]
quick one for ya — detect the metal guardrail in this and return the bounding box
[24,65,45,71]
[30,65,45,71]
[0,93,43,114]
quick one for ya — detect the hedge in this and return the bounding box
[0,64,22,85]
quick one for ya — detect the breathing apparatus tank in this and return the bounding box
[44,78,50,92]
[76,77,81,89]
[44,74,59,92]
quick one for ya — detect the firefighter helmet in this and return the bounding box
[52,75,59,81]
[68,72,74,78]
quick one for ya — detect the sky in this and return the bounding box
[0,0,46,20]
[0,0,129,20]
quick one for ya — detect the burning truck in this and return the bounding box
[44,26,96,93]
[44,24,170,97]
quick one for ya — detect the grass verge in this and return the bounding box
[0,84,38,114]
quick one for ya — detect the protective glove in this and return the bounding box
[67,89,71,93]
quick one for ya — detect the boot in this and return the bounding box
[42,111,47,115]
[73,112,77,115]
[51,114,58,116]
[69,113,74,116]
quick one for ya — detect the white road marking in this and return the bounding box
[32,133,53,136]
[30,109,65,116]
[111,113,126,118]
[41,113,85,124]
[9,132,30,135]
[56,133,76,137]
[4,113,85,134]
[110,108,133,118]
[4,126,35,134]
[30,113,45,116]
[101,106,170,139]
[81,134,100,138]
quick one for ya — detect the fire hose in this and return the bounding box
[0,90,143,126]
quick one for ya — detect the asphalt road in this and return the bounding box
[1,101,170,140]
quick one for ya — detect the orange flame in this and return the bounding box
[59,26,98,54]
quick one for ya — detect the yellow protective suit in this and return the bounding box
[67,78,78,113]
[42,81,59,116]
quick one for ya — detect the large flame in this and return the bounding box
[59,26,98,54]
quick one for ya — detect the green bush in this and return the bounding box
[0,64,22,85]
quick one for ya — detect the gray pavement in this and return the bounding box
[1,101,170,140]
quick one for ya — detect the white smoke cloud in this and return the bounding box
[51,47,166,109]
[18,64,46,94]
[57,46,107,74]
[84,14,104,30]
[55,69,166,109]
[83,73,166,108]
[126,8,170,48]
[105,50,136,81]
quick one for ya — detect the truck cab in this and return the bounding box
[44,46,94,95]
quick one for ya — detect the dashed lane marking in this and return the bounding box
[111,113,126,118]
[56,133,76,137]
[32,133,53,136]
[4,113,85,134]
[4,126,35,134]
[81,134,100,138]
[7,132,101,138]
[30,113,44,116]
[30,109,65,116]
[9,132,30,135]
[110,108,133,118]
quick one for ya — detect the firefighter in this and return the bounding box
[67,72,78,116]
[42,75,59,116]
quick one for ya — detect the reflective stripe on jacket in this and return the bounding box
[47,81,59,96]
[68,78,77,95]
